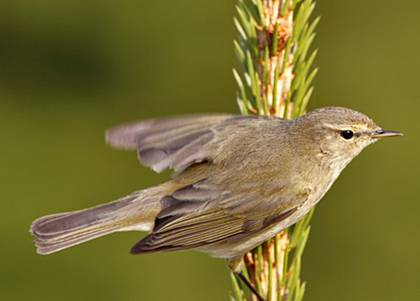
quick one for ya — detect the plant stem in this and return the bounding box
[231,1,318,300]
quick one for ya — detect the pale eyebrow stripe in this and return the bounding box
[322,123,368,132]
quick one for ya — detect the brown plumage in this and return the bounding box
[30,107,401,268]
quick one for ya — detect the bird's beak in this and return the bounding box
[371,129,403,138]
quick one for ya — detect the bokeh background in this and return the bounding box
[1,1,419,300]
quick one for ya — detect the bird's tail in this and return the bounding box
[30,185,166,255]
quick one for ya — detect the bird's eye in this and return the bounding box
[340,130,354,140]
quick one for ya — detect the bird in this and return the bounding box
[30,106,401,299]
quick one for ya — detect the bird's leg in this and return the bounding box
[228,257,266,301]
[235,271,265,301]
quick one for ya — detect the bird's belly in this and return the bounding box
[198,173,342,259]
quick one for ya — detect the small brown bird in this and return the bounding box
[30,107,401,280]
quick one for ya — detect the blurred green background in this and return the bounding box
[1,1,419,300]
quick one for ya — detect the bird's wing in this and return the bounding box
[130,180,300,254]
[105,114,246,173]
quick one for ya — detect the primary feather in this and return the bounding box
[105,114,233,172]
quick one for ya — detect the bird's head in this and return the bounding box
[296,107,402,164]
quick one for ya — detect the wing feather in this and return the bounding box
[105,114,234,172]
[131,211,245,253]
[106,114,231,150]
[130,180,299,254]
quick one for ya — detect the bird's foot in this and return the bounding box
[235,271,266,301]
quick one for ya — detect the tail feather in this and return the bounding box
[30,187,164,255]
[32,222,119,255]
